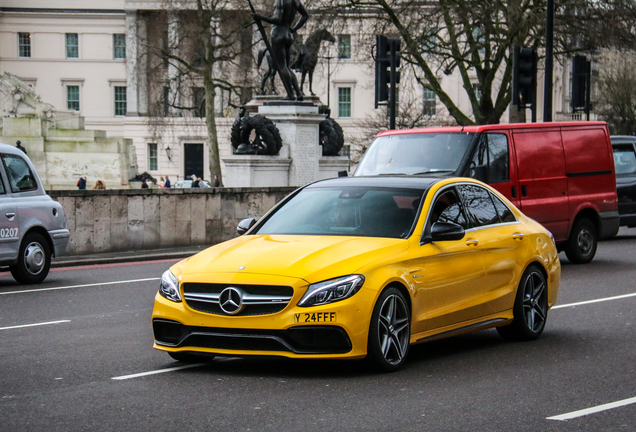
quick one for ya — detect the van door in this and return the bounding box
[466,132,521,208]
[512,129,569,241]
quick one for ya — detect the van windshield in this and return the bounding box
[354,133,475,176]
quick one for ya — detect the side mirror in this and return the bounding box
[237,217,257,235]
[430,222,465,242]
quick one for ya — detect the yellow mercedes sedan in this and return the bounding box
[152,176,560,371]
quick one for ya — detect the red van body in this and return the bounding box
[354,122,620,263]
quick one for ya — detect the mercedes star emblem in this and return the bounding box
[219,287,244,315]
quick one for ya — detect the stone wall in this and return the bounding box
[49,187,297,255]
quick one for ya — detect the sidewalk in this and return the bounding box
[51,245,208,267]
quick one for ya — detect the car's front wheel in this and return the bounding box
[497,264,548,341]
[367,287,411,372]
[10,232,51,284]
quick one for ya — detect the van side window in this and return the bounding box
[429,188,470,229]
[457,184,500,227]
[468,134,510,183]
[1,154,38,193]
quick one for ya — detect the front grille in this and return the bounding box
[182,283,294,317]
[153,319,352,355]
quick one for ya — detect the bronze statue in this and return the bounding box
[250,0,309,101]
[291,29,335,95]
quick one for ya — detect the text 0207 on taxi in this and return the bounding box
[151,176,560,371]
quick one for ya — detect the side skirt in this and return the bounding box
[414,318,509,344]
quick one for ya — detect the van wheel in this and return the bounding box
[10,232,51,284]
[564,218,597,264]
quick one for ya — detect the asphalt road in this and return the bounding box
[1,230,635,432]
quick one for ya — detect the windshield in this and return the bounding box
[354,132,474,176]
[256,186,425,238]
[613,145,636,175]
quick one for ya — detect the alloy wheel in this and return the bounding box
[377,293,410,365]
[522,271,548,333]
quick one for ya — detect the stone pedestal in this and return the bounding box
[258,102,324,187]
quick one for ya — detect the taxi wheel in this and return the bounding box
[168,351,215,363]
[497,265,548,341]
[564,218,597,264]
[367,287,411,372]
[10,232,51,284]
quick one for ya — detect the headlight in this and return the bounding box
[298,275,365,307]
[159,270,182,302]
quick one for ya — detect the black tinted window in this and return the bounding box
[457,184,500,227]
[1,154,37,193]
[430,188,469,229]
[468,134,509,183]
[491,194,516,222]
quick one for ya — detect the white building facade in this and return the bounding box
[0,0,589,187]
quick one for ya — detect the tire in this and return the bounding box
[366,287,411,372]
[10,232,51,284]
[497,264,548,341]
[564,218,597,264]
[168,351,215,363]
[319,118,345,156]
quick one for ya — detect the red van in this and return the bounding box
[354,122,619,263]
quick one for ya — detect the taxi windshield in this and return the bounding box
[354,132,474,176]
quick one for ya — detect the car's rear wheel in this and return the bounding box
[367,287,411,372]
[497,264,548,341]
[168,351,215,363]
[10,232,51,284]
[564,218,597,264]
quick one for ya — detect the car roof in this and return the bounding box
[610,135,636,144]
[0,142,30,156]
[306,176,441,190]
[376,121,608,137]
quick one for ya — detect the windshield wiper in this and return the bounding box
[412,169,455,175]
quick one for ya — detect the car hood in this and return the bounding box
[180,234,409,283]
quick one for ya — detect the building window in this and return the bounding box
[66,33,78,58]
[338,87,352,118]
[148,143,158,171]
[113,34,126,59]
[338,35,351,59]
[18,33,31,58]
[193,87,205,118]
[114,86,127,116]
[423,87,436,116]
[67,85,80,111]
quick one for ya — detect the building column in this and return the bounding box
[125,10,139,116]
[167,11,180,115]
[137,14,148,116]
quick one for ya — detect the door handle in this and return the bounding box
[512,232,525,241]
[5,212,15,220]
[465,239,479,247]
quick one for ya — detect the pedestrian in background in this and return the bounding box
[197,177,205,187]
[164,176,171,188]
[78,176,87,190]
[159,176,165,188]
[214,175,220,187]
[191,175,200,187]
[92,180,106,189]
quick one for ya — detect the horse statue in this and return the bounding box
[257,28,336,96]
[291,28,336,95]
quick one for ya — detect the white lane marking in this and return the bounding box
[111,363,206,380]
[0,319,71,331]
[0,277,160,296]
[547,396,636,421]
[552,292,636,309]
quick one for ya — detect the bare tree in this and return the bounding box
[597,58,636,135]
[144,0,255,186]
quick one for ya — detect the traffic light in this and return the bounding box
[375,35,390,108]
[571,55,590,111]
[375,36,401,109]
[512,46,537,108]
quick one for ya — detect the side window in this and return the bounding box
[468,134,510,183]
[1,154,38,193]
[0,172,6,195]
[491,193,516,222]
[457,184,500,227]
[430,188,469,229]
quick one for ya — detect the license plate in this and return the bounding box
[294,312,337,323]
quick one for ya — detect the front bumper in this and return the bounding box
[152,274,376,360]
